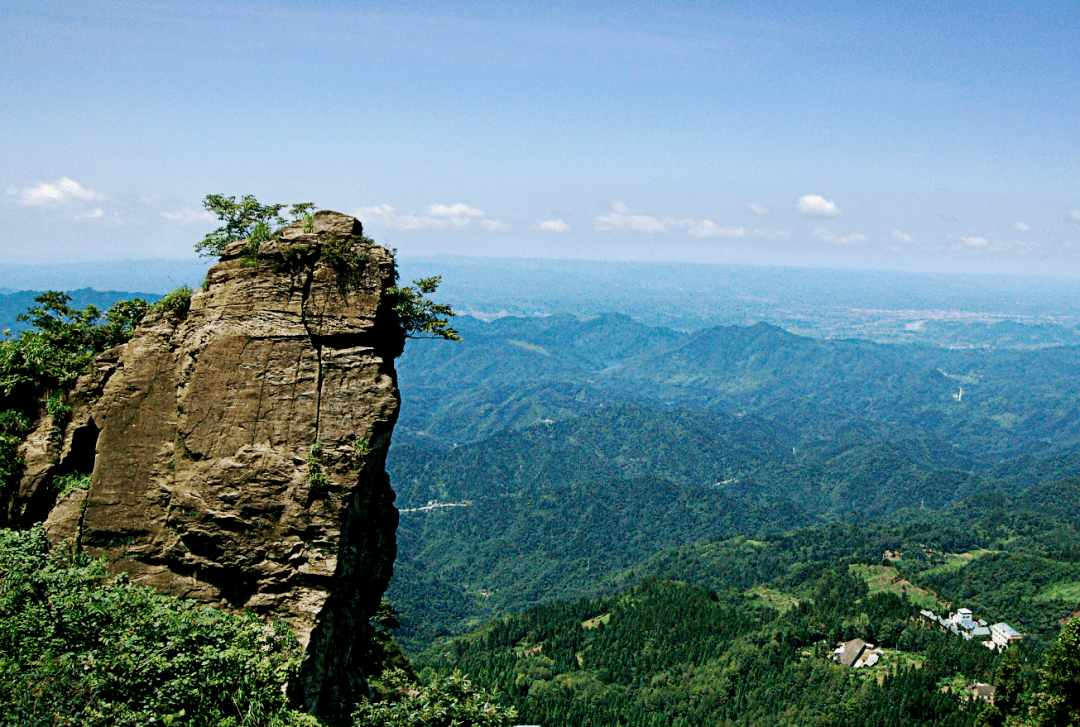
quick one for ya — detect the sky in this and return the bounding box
[2,0,1079,276]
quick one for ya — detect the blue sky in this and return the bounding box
[2,0,1079,275]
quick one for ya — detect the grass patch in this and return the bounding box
[849,564,944,610]
[747,586,800,613]
[1034,581,1080,604]
[508,340,551,356]
[864,649,926,684]
[919,549,994,578]
[582,613,611,629]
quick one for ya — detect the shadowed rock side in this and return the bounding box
[38,211,404,719]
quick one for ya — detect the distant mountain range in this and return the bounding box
[5,254,1080,347]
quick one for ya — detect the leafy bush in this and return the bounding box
[52,472,92,495]
[0,526,314,726]
[152,286,193,317]
[353,669,517,727]
[322,235,367,269]
[308,440,327,490]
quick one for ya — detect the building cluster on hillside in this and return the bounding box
[919,608,1023,651]
[832,638,883,668]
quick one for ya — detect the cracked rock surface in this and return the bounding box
[40,211,404,717]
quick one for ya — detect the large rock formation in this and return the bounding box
[18,212,404,718]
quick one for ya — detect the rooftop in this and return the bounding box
[993,623,1022,638]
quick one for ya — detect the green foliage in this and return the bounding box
[288,203,318,232]
[308,440,327,490]
[323,235,370,270]
[240,224,276,266]
[52,472,92,495]
[282,244,311,272]
[1030,618,1080,726]
[976,646,1037,727]
[47,391,72,443]
[0,293,149,509]
[196,194,287,259]
[323,235,372,291]
[389,276,461,341]
[196,196,318,260]
[0,410,30,494]
[353,669,516,727]
[151,286,193,318]
[0,526,312,726]
[46,391,71,422]
[0,292,149,405]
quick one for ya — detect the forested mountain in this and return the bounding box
[396,313,1080,461]
[388,313,1080,652]
[420,575,994,727]
[387,403,985,647]
[415,480,1080,726]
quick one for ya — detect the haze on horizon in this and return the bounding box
[2,1,1078,278]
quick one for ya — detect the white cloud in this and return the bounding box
[535,219,570,233]
[8,177,105,206]
[1014,222,1031,232]
[753,228,793,241]
[813,227,867,245]
[595,201,670,234]
[743,202,769,216]
[356,202,496,231]
[797,195,841,218]
[688,220,747,239]
[1070,208,1080,223]
[427,203,484,218]
[593,201,800,241]
[479,219,509,231]
[952,235,1035,253]
[162,209,216,224]
[78,208,105,219]
[892,230,915,243]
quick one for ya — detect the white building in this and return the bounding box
[991,622,1023,649]
[952,608,973,624]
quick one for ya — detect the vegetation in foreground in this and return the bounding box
[0,526,514,726]
[0,526,308,726]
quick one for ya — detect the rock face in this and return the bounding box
[29,212,404,717]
